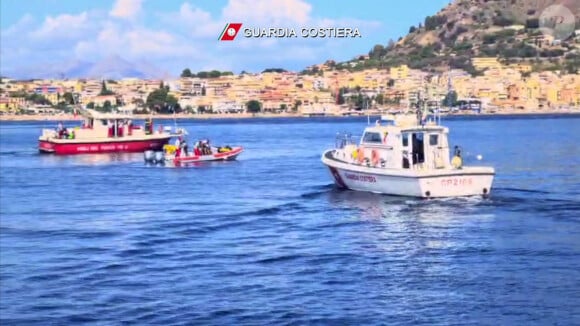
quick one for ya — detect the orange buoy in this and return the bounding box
[371,149,380,166]
[357,147,365,164]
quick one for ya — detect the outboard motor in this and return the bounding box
[144,150,154,162]
[154,151,165,164]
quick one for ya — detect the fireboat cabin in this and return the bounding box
[38,109,173,154]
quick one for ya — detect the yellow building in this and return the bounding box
[525,78,540,100]
[0,96,25,112]
[390,65,409,80]
[472,57,501,71]
[507,63,532,74]
[544,85,560,105]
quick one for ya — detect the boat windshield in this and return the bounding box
[362,131,382,144]
[335,133,357,149]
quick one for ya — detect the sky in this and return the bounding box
[0,0,452,78]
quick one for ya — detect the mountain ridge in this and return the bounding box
[331,0,580,75]
[2,55,169,80]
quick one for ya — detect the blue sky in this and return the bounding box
[1,0,451,78]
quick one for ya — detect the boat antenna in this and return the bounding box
[366,97,370,125]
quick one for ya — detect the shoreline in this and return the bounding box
[1,109,579,122]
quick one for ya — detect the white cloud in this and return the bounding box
[0,0,382,77]
[1,14,35,36]
[29,12,93,41]
[222,0,312,25]
[109,0,143,20]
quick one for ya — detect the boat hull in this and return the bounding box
[322,150,494,198]
[170,147,243,164]
[39,137,171,155]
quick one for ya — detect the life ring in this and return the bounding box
[371,149,380,166]
[357,147,365,164]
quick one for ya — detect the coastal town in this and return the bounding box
[1,56,579,120]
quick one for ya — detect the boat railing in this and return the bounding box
[42,128,57,138]
[335,132,359,149]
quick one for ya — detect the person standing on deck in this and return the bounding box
[175,137,182,157]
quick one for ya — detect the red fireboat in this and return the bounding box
[38,108,175,155]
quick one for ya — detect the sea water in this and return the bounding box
[1,115,579,324]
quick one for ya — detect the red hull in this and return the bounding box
[39,138,171,155]
[173,147,243,163]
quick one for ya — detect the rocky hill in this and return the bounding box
[335,0,580,75]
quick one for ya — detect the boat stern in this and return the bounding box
[38,138,55,153]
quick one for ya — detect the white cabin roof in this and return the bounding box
[81,108,133,120]
[365,114,447,134]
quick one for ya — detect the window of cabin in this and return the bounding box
[402,133,409,147]
[362,132,382,144]
[429,134,439,146]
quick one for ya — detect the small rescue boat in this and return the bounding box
[144,144,243,164]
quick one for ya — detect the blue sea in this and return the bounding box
[1,115,579,325]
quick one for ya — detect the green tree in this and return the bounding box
[201,86,206,96]
[369,44,385,59]
[280,104,288,112]
[99,80,114,96]
[337,87,346,105]
[86,102,95,109]
[208,70,221,78]
[293,100,302,112]
[26,93,51,105]
[166,94,178,107]
[181,68,193,78]
[387,79,395,87]
[146,88,170,111]
[103,100,112,111]
[246,100,262,113]
[63,92,75,105]
[262,68,287,73]
[443,91,458,107]
[132,98,145,107]
[375,93,384,105]
[197,71,209,78]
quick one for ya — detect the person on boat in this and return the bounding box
[451,146,463,169]
[180,137,189,157]
[144,117,152,135]
[199,140,207,155]
[175,137,182,157]
[204,139,212,155]
[56,122,66,138]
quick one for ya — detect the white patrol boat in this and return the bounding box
[321,112,495,198]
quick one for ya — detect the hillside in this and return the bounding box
[334,0,580,75]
